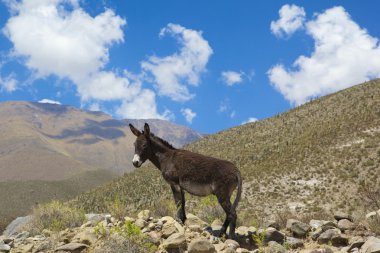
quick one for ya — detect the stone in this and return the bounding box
[188,238,216,253]
[85,213,108,226]
[262,227,285,244]
[55,242,88,253]
[321,221,337,232]
[134,218,147,229]
[174,221,185,234]
[162,220,179,238]
[360,237,380,253]
[124,216,135,223]
[160,216,176,224]
[17,243,34,252]
[268,241,286,253]
[310,220,326,230]
[265,220,281,231]
[236,248,250,253]
[225,239,240,250]
[15,231,30,241]
[3,216,32,237]
[348,236,366,252]
[72,228,97,245]
[147,231,161,245]
[311,228,323,241]
[291,221,311,238]
[210,219,223,231]
[161,233,187,251]
[236,226,250,237]
[307,248,334,253]
[214,243,226,252]
[334,211,353,222]
[137,210,151,221]
[286,219,298,230]
[185,214,208,228]
[317,228,348,246]
[286,236,304,249]
[189,225,203,233]
[338,219,355,231]
[0,243,11,252]
[365,210,380,220]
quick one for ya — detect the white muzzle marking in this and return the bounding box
[132,154,142,167]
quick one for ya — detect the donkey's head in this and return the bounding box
[129,123,151,168]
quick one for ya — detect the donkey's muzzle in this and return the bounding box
[132,161,141,168]
[132,154,142,168]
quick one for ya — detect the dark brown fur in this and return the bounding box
[129,123,242,237]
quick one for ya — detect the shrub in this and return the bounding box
[25,200,85,235]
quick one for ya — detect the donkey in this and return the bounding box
[129,123,242,238]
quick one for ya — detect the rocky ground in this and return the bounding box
[1,209,380,253]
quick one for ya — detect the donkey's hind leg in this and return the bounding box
[216,194,236,238]
[170,185,186,224]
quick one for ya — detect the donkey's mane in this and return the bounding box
[143,131,176,150]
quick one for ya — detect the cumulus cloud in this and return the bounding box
[3,0,168,119]
[271,4,305,37]
[221,71,244,86]
[181,108,196,123]
[0,75,17,92]
[241,117,258,125]
[141,23,213,102]
[38,98,61,104]
[268,6,380,105]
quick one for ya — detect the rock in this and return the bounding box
[291,221,311,238]
[134,218,147,229]
[268,241,286,253]
[317,228,348,246]
[214,243,226,252]
[265,220,281,231]
[189,225,203,233]
[286,236,304,249]
[148,231,161,245]
[334,211,353,222]
[365,210,380,220]
[262,227,285,244]
[161,216,176,224]
[311,228,323,241]
[55,242,88,253]
[286,219,298,230]
[321,221,338,232]
[15,231,30,241]
[338,219,355,231]
[225,239,240,250]
[236,248,250,253]
[236,226,250,237]
[124,216,135,223]
[307,248,334,253]
[185,214,208,228]
[85,213,109,225]
[188,238,216,253]
[360,237,380,253]
[210,219,223,231]
[17,243,34,252]
[348,236,366,252]
[0,243,11,252]
[161,233,187,251]
[137,210,151,221]
[3,216,32,237]
[174,221,185,234]
[162,220,179,238]
[72,228,97,245]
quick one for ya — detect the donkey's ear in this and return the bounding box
[129,124,141,137]
[144,123,150,137]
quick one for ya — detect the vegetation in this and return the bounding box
[24,201,85,235]
[69,79,380,224]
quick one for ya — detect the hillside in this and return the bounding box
[0,101,203,232]
[71,79,380,224]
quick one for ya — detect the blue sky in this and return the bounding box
[0,1,379,134]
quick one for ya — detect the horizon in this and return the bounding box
[0,1,379,134]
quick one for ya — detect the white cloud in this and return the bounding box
[181,108,196,123]
[0,75,17,92]
[116,89,172,120]
[141,23,213,102]
[221,71,244,86]
[271,4,305,37]
[241,117,258,125]
[268,6,380,105]
[38,98,61,104]
[3,0,169,120]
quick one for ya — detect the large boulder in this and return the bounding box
[337,219,355,231]
[286,236,304,249]
[55,242,88,253]
[291,221,311,238]
[334,211,353,222]
[3,216,32,236]
[188,238,216,253]
[317,228,348,246]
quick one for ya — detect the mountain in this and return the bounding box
[71,79,380,225]
[0,101,203,231]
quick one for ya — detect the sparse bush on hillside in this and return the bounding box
[24,200,85,235]
[358,181,380,211]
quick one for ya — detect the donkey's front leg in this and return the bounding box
[170,184,186,224]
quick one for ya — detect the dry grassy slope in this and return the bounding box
[0,101,203,181]
[71,79,380,221]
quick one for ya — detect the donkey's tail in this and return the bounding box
[232,170,242,211]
